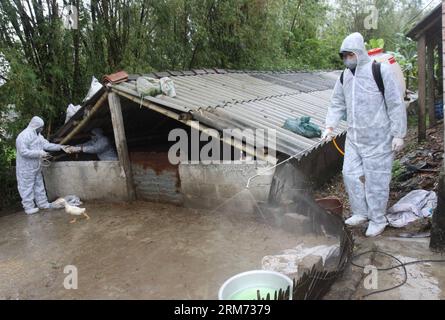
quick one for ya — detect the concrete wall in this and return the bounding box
[179,162,275,213]
[42,140,342,211]
[43,161,128,202]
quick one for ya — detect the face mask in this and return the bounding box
[36,127,43,134]
[344,56,357,69]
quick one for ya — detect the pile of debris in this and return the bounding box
[262,243,341,280]
[390,120,444,205]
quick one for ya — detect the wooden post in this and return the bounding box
[429,1,445,252]
[442,2,445,170]
[427,38,437,128]
[418,34,427,142]
[437,38,443,121]
[108,92,136,201]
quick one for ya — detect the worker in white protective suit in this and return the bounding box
[16,116,68,215]
[69,128,118,160]
[322,33,407,237]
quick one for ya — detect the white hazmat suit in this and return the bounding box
[325,33,407,236]
[16,116,63,214]
[77,128,118,160]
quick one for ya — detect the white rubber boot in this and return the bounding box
[365,221,387,237]
[345,215,368,226]
[25,207,39,215]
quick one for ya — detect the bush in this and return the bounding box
[0,137,18,210]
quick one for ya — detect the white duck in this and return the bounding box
[53,198,90,223]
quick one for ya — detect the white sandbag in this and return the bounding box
[160,77,176,97]
[51,195,83,209]
[136,76,177,98]
[83,76,103,102]
[64,103,82,123]
[386,190,437,228]
[136,76,161,97]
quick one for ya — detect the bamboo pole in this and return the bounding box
[60,92,108,145]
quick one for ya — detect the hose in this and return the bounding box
[40,154,54,168]
[352,250,445,298]
[332,138,345,156]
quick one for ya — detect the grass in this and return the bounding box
[392,159,406,181]
[408,114,432,129]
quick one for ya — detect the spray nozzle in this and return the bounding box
[245,142,324,189]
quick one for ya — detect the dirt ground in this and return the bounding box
[0,201,331,300]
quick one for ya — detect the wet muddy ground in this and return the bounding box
[2,200,444,300]
[4,116,444,300]
[352,235,445,300]
[0,201,331,299]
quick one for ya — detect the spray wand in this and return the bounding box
[245,138,345,189]
[246,141,323,189]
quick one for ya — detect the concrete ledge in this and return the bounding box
[43,161,128,201]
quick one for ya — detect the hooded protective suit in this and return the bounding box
[16,116,62,212]
[78,128,118,160]
[326,33,407,225]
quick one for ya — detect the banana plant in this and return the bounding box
[389,33,418,90]
[366,38,385,50]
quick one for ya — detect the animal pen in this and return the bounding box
[44,69,354,299]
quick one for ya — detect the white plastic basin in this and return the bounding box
[218,270,293,300]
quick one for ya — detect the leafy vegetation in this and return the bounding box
[392,159,407,182]
[367,38,385,50]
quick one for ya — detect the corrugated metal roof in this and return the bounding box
[115,72,301,112]
[406,3,442,39]
[249,72,337,91]
[111,70,346,159]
